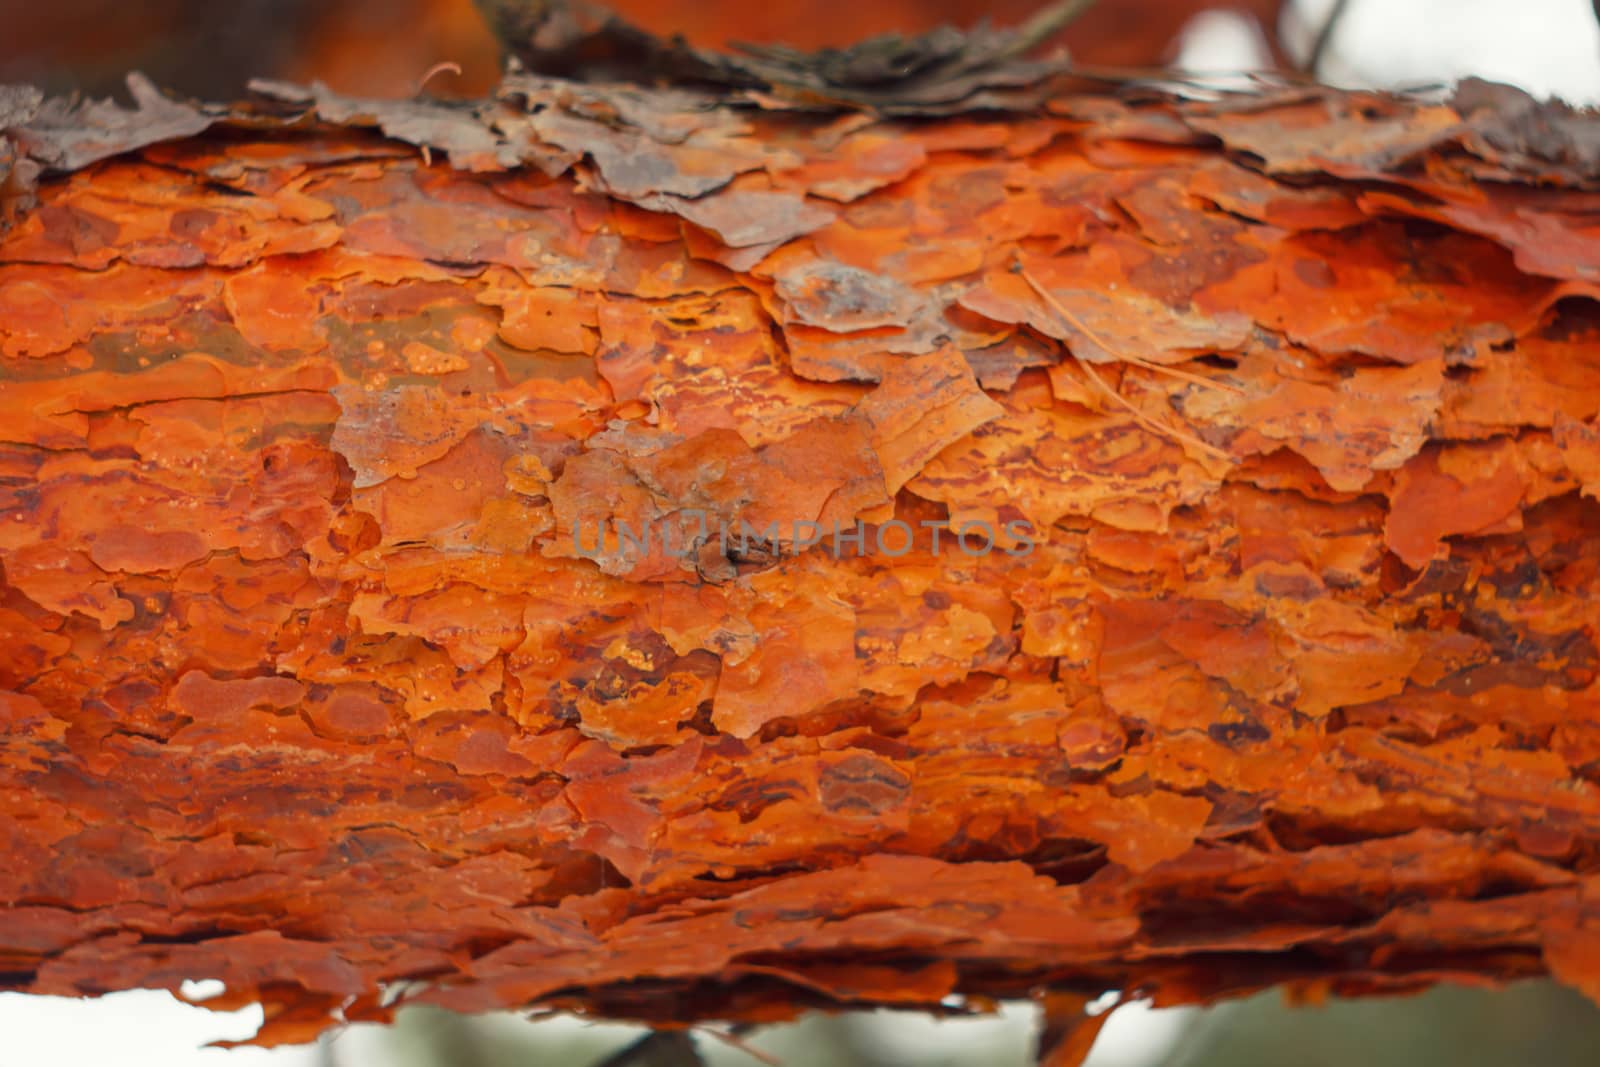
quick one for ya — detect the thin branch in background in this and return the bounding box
[425,1009,495,1067]
[695,1023,780,1066]
[316,1030,341,1067]
[1303,0,1354,77]
[590,1029,707,1067]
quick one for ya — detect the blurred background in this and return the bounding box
[6,979,1600,1066]
[2,0,1599,1064]
[0,0,1597,102]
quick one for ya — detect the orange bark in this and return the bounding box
[2,75,1600,1050]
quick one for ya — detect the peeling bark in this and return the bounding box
[2,75,1600,1050]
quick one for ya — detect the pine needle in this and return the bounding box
[1014,258,1233,461]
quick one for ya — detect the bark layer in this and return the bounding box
[2,78,1600,1046]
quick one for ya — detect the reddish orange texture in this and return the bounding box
[2,78,1600,1051]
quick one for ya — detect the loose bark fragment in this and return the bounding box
[472,0,1099,112]
[2,72,1600,1053]
[1036,991,1118,1067]
[8,72,211,173]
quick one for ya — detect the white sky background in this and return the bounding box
[4,1,1598,1064]
[1180,0,1600,103]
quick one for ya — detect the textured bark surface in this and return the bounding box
[3,76,1600,1048]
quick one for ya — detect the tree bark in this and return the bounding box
[2,75,1600,1050]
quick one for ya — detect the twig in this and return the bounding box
[590,1029,706,1067]
[695,1024,782,1066]
[1303,0,1354,78]
[998,0,1101,61]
